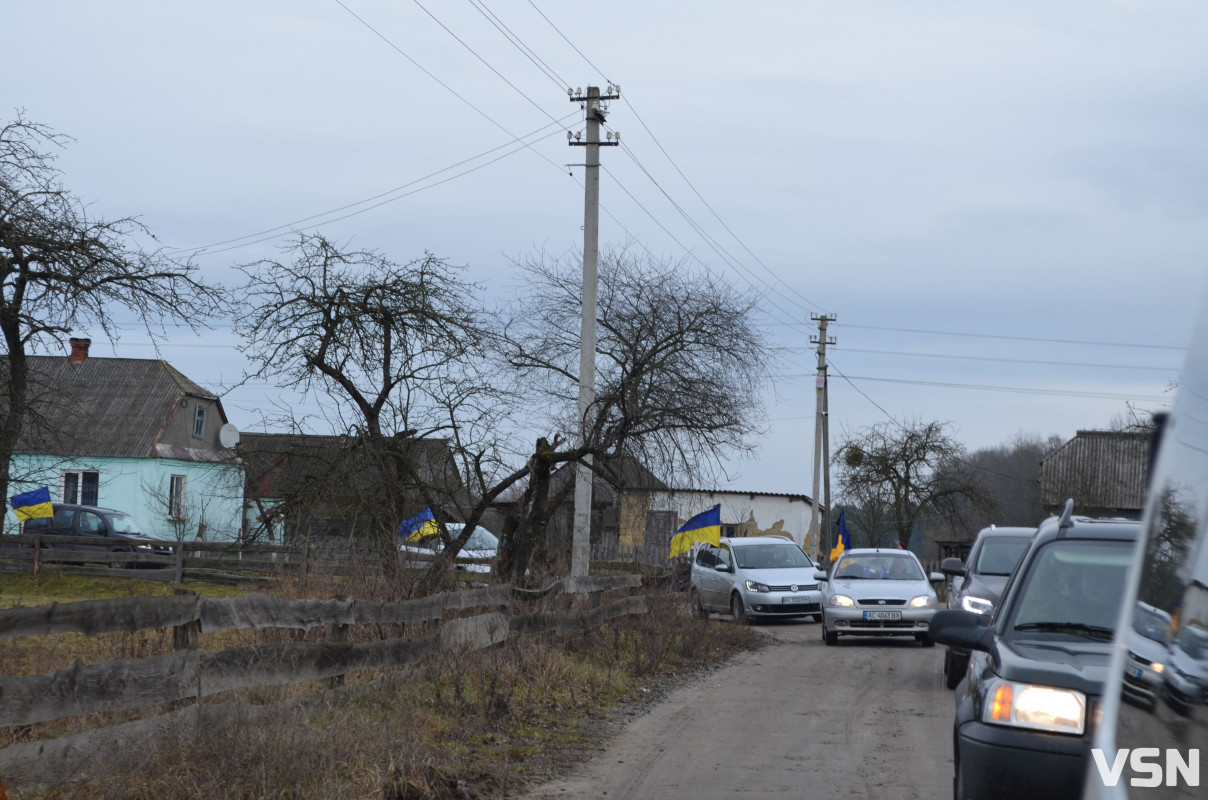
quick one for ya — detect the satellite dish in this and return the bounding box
[218,423,240,449]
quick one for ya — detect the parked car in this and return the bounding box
[816,547,945,646]
[1085,284,1208,799]
[1120,601,1171,712]
[932,504,1139,800]
[689,536,822,623]
[940,526,1036,688]
[21,504,171,567]
[1161,624,1208,715]
[399,523,499,574]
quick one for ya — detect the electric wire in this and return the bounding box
[468,0,570,90]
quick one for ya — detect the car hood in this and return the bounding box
[742,567,820,587]
[993,638,1114,696]
[1125,630,1169,663]
[826,578,932,601]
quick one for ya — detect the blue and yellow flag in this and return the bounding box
[669,504,721,558]
[399,507,439,542]
[830,508,851,562]
[10,486,53,522]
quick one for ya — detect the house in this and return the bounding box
[238,431,466,548]
[543,457,819,562]
[1040,429,1152,520]
[4,339,243,541]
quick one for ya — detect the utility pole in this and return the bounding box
[807,314,836,560]
[568,85,619,577]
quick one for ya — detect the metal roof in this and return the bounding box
[1039,430,1151,511]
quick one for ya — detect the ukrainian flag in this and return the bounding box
[10,486,53,522]
[830,508,851,562]
[668,504,721,558]
[399,507,439,542]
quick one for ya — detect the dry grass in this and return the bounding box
[1,573,761,800]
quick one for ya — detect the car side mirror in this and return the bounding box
[929,571,945,584]
[930,609,994,652]
[714,563,730,573]
[940,557,966,577]
[813,569,829,582]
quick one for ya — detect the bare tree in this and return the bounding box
[0,111,226,504]
[495,247,776,577]
[234,233,510,573]
[834,419,992,550]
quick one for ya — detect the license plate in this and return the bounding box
[781,596,808,604]
[864,610,902,621]
[1131,668,1144,679]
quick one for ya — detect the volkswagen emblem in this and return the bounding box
[878,600,886,605]
[790,584,798,592]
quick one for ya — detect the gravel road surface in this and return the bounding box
[523,618,954,800]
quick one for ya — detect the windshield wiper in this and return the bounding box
[1014,622,1114,640]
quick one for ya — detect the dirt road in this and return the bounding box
[523,619,954,800]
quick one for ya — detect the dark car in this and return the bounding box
[22,504,171,567]
[940,526,1036,689]
[932,504,1139,800]
[1084,286,1208,800]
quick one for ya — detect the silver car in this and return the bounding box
[817,548,944,646]
[689,536,822,623]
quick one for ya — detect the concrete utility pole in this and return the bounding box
[568,85,619,577]
[807,314,836,559]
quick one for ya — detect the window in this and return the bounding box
[169,475,186,519]
[193,404,207,438]
[62,471,99,505]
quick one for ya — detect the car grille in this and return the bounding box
[856,598,906,606]
[1128,651,1153,666]
[848,620,916,629]
[753,603,821,614]
[767,585,817,592]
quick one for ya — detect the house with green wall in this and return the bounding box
[4,339,243,542]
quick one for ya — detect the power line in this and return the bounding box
[818,369,1171,403]
[468,0,569,90]
[834,323,1184,351]
[811,346,1182,373]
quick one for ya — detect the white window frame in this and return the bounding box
[169,474,187,520]
[61,470,100,506]
[192,404,207,438]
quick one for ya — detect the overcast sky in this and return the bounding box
[5,1,1206,496]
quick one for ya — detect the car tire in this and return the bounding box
[824,628,838,646]
[917,632,935,648]
[690,589,707,620]
[730,593,749,625]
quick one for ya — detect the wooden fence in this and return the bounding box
[0,574,660,791]
[0,532,494,584]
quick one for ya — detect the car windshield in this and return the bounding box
[465,529,498,550]
[105,513,144,535]
[974,537,1031,576]
[733,543,813,570]
[1132,604,1172,645]
[1174,627,1208,659]
[1010,539,1133,637]
[833,553,923,580]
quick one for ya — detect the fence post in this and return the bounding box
[323,595,351,691]
[174,542,185,583]
[171,589,201,709]
[32,535,40,576]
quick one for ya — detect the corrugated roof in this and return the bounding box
[13,356,220,458]
[1040,430,1151,510]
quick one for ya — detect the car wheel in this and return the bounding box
[730,593,749,624]
[917,632,935,648]
[824,628,838,646]
[690,589,707,620]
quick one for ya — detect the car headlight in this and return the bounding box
[1153,662,1166,674]
[828,594,855,607]
[745,580,771,593]
[961,595,994,615]
[982,679,1086,735]
[909,595,936,608]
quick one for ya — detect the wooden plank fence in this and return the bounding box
[0,574,659,791]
